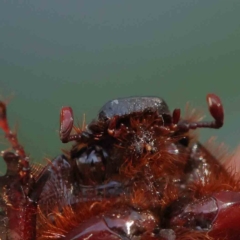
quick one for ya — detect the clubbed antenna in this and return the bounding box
[176,93,224,131]
[60,106,91,143]
[60,106,74,143]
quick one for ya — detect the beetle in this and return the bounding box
[0,93,239,239]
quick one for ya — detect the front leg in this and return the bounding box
[169,191,240,240]
[0,101,50,240]
[0,152,50,240]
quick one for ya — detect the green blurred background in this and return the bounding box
[0,1,240,170]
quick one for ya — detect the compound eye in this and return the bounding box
[75,147,107,185]
[178,137,190,147]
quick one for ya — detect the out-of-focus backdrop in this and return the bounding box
[0,1,240,170]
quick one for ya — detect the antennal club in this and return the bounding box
[206,93,224,128]
[60,107,74,143]
[177,93,224,131]
[60,106,91,143]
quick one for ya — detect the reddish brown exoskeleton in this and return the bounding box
[0,94,239,240]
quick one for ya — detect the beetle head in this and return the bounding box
[98,97,171,121]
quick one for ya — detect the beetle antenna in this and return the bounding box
[60,106,91,143]
[176,94,224,131]
[60,106,74,143]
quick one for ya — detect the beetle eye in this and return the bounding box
[75,146,107,185]
[178,137,190,147]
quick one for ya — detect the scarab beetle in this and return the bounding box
[0,93,239,240]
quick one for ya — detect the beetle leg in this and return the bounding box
[208,191,240,239]
[1,152,50,240]
[168,191,240,240]
[0,101,50,240]
[0,101,30,184]
[59,205,159,240]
